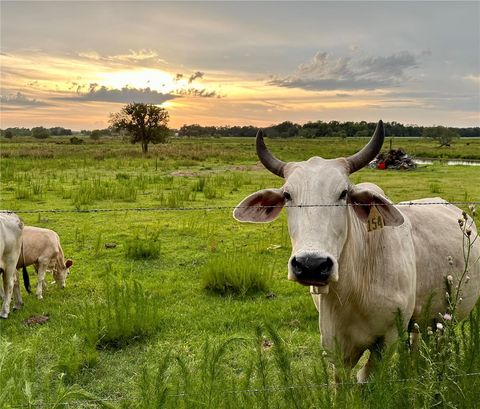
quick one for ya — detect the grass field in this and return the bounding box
[0,136,479,408]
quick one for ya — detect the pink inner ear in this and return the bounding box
[65,259,73,268]
[234,189,285,223]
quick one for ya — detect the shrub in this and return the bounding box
[69,136,84,145]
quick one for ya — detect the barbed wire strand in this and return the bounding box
[1,201,479,215]
[6,371,480,408]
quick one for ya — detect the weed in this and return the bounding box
[55,334,98,383]
[201,249,274,295]
[81,272,163,349]
[125,231,161,260]
[429,181,441,194]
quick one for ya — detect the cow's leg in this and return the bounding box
[0,274,4,300]
[356,350,380,383]
[356,335,389,383]
[12,270,23,310]
[410,331,420,351]
[1,266,16,318]
[333,346,363,383]
[36,263,48,299]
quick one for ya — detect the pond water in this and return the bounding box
[415,159,480,166]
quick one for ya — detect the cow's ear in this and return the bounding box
[348,186,404,226]
[65,259,73,268]
[233,189,285,223]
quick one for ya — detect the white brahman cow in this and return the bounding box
[16,226,73,299]
[0,212,24,318]
[234,121,480,382]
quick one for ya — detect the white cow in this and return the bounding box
[0,212,24,318]
[16,226,73,299]
[234,121,480,382]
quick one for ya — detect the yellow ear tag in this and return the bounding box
[367,206,384,232]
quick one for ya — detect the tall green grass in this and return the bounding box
[71,179,137,207]
[201,249,275,295]
[81,272,163,349]
[125,230,161,260]
[0,338,106,409]
[124,311,480,408]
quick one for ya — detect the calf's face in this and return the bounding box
[53,259,73,289]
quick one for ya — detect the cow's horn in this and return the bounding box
[256,130,286,178]
[346,120,385,174]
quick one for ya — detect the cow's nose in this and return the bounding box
[291,255,333,284]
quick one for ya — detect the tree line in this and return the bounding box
[178,121,480,139]
[1,126,73,139]
[1,103,478,153]
[3,120,479,141]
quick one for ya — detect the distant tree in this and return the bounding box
[49,127,72,136]
[4,129,14,139]
[423,126,460,147]
[90,130,101,140]
[110,103,169,153]
[31,126,50,139]
[266,121,300,138]
[179,124,204,138]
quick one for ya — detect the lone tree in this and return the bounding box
[110,103,169,153]
[423,125,459,147]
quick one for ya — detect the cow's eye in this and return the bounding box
[283,191,292,201]
[339,189,348,200]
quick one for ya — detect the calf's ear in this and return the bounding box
[233,189,285,223]
[65,259,73,268]
[348,186,404,226]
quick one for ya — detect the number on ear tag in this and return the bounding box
[367,206,384,232]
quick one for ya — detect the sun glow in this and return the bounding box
[99,69,177,93]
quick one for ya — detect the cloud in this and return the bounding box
[77,49,168,67]
[56,86,176,104]
[174,87,219,98]
[269,51,420,91]
[385,90,479,112]
[464,74,480,84]
[0,91,51,107]
[188,71,204,83]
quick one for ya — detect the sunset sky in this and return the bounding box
[1,1,479,130]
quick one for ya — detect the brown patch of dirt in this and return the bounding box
[24,314,49,326]
[261,338,274,351]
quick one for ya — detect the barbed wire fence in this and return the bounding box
[5,370,480,408]
[1,200,479,215]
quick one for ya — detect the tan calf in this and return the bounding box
[17,226,73,299]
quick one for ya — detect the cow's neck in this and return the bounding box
[332,207,385,304]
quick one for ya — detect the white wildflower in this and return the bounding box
[468,204,476,216]
[436,323,444,331]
